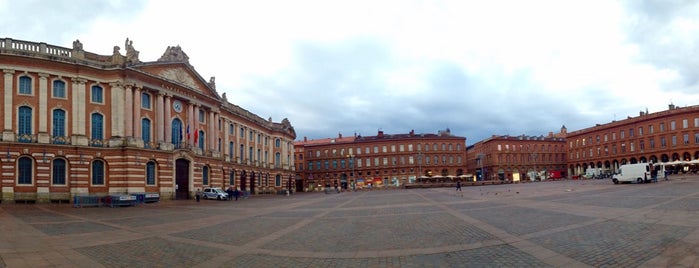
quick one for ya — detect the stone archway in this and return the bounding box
[175,158,190,200]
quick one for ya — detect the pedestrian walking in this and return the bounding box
[234,188,240,201]
[456,181,462,191]
[195,189,201,202]
[226,187,233,201]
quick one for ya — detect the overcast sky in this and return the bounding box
[3,0,699,143]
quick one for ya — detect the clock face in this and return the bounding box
[173,100,183,113]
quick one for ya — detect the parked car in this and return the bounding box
[201,187,228,200]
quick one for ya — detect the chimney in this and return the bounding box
[409,129,414,136]
[669,103,675,110]
[548,131,553,137]
[378,130,384,138]
[338,132,342,139]
[304,136,307,142]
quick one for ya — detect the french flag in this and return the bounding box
[186,125,190,141]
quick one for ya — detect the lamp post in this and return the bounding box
[477,153,485,181]
[416,152,423,182]
[347,154,355,190]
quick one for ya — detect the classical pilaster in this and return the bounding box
[124,84,133,138]
[132,85,143,147]
[109,82,125,147]
[156,92,164,143]
[164,95,172,143]
[71,77,88,146]
[209,110,215,151]
[2,70,14,141]
[37,73,50,143]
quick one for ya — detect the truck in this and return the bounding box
[612,163,663,184]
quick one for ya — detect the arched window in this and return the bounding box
[53,80,66,98]
[171,118,183,148]
[198,130,205,150]
[275,138,281,148]
[52,158,67,185]
[229,169,235,186]
[18,106,32,136]
[19,76,32,94]
[275,152,281,168]
[146,161,156,185]
[202,165,209,185]
[91,85,103,103]
[142,118,151,148]
[275,174,281,187]
[18,157,33,184]
[92,160,105,185]
[91,113,103,145]
[52,109,66,141]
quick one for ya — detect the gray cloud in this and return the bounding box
[623,0,699,89]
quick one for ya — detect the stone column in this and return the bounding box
[209,110,215,151]
[164,95,172,143]
[133,85,142,147]
[124,84,133,138]
[156,92,164,143]
[109,82,125,147]
[3,70,14,141]
[71,77,87,146]
[187,101,195,146]
[38,73,50,143]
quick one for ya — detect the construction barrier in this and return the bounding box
[73,195,101,208]
[144,193,160,203]
[102,195,137,208]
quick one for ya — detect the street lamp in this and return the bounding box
[477,153,485,181]
[416,152,423,182]
[347,154,355,190]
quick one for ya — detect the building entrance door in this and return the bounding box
[175,159,190,200]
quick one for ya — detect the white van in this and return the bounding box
[612,163,651,184]
[612,163,665,184]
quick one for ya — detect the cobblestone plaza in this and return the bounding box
[2,177,699,267]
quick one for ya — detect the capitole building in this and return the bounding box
[0,37,296,203]
[294,129,467,191]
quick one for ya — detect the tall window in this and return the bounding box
[142,118,151,147]
[198,130,205,150]
[274,152,281,168]
[172,119,183,148]
[275,174,281,187]
[275,138,281,147]
[141,92,151,109]
[18,157,33,184]
[91,85,103,103]
[52,159,66,185]
[146,161,156,185]
[52,109,66,140]
[239,144,244,162]
[91,113,104,141]
[91,160,105,185]
[18,106,32,136]
[19,76,32,94]
[229,170,235,186]
[53,80,66,98]
[229,142,234,159]
[202,166,209,185]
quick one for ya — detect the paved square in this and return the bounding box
[2,176,699,267]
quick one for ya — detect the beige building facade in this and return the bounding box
[0,37,296,203]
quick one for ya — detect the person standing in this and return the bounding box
[195,189,201,202]
[456,181,462,191]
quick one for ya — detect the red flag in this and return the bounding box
[194,129,199,144]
